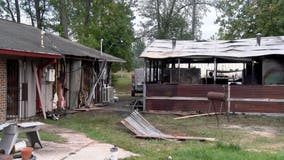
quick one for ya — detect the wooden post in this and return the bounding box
[214,58,217,84]
[228,83,231,113]
[251,60,254,84]
[33,65,46,119]
[143,59,147,111]
[178,58,181,83]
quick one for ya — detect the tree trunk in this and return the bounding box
[34,0,41,29]
[84,0,91,26]
[5,0,16,22]
[60,0,68,38]
[15,0,20,23]
[192,0,196,40]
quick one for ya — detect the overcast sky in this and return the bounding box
[133,5,220,40]
[200,7,219,40]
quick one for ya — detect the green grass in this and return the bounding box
[18,131,65,143]
[112,71,132,96]
[39,131,65,143]
[45,110,284,160]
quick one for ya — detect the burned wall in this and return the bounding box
[163,68,201,84]
[263,58,284,84]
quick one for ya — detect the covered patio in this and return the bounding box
[140,36,284,114]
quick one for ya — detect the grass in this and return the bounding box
[45,110,284,160]
[112,71,132,96]
[18,131,65,143]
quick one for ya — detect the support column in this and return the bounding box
[214,58,217,84]
[69,60,82,109]
[143,59,147,111]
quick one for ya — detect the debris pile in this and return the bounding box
[121,110,215,141]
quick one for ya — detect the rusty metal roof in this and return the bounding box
[140,36,284,59]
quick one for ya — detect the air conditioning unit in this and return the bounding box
[102,86,114,103]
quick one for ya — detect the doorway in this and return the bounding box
[7,60,19,120]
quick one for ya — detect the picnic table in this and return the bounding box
[0,122,44,154]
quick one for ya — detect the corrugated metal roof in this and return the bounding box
[140,36,284,59]
[0,19,125,62]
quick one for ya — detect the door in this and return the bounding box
[7,60,19,119]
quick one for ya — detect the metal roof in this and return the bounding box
[140,36,284,59]
[0,19,125,62]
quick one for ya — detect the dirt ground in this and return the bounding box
[33,124,138,160]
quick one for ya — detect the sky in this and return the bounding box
[133,5,220,40]
[200,7,220,40]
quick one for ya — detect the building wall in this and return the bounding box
[19,60,37,118]
[145,84,284,113]
[69,60,82,109]
[0,58,7,122]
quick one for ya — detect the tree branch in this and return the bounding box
[5,0,16,22]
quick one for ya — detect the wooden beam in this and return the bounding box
[174,112,222,120]
[33,65,46,119]
[136,135,216,142]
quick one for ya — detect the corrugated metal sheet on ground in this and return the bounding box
[121,110,215,141]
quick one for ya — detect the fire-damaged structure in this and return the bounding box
[140,36,284,114]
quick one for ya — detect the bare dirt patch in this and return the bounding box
[223,124,277,138]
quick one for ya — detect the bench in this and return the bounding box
[0,122,44,154]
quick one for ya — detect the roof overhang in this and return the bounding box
[0,48,61,59]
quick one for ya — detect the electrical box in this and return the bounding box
[46,69,55,82]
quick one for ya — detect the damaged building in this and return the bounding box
[140,36,284,114]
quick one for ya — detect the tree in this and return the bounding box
[69,0,135,71]
[0,0,21,22]
[139,0,211,40]
[49,0,69,38]
[216,0,284,40]
[21,0,50,29]
[132,38,145,68]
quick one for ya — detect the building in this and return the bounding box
[0,19,124,122]
[140,36,284,114]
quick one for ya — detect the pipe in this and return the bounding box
[100,39,104,55]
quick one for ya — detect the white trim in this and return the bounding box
[146,96,284,103]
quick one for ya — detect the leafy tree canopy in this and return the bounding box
[139,0,211,40]
[68,0,135,71]
[216,0,284,40]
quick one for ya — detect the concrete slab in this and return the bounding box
[33,124,138,160]
[64,143,138,160]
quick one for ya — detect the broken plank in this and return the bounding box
[74,107,101,112]
[135,135,216,142]
[174,112,222,120]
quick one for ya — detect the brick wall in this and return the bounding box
[0,58,7,122]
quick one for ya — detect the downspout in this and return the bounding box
[36,59,57,110]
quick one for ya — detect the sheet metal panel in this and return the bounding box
[146,84,226,97]
[231,102,284,113]
[146,84,284,113]
[230,85,284,99]
[141,36,284,59]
